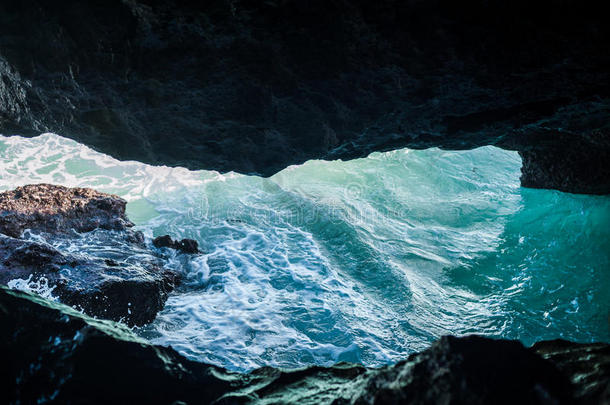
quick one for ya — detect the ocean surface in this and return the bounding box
[1,133,609,371]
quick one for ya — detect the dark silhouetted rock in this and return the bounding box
[0,287,236,405]
[344,335,573,404]
[0,1,608,193]
[152,234,174,249]
[517,129,610,195]
[177,238,200,254]
[0,184,178,326]
[3,286,609,404]
[153,234,200,254]
[0,184,134,238]
[533,339,610,405]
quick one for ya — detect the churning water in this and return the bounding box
[1,133,609,371]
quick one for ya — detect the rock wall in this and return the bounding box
[1,0,608,193]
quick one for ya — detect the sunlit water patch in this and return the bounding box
[1,133,609,371]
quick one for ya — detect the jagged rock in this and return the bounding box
[344,336,572,404]
[517,129,610,195]
[0,184,134,238]
[153,234,200,254]
[229,338,610,404]
[0,232,177,327]
[2,286,609,404]
[0,184,178,326]
[0,1,608,193]
[533,340,610,405]
[0,287,236,405]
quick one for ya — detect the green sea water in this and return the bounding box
[1,133,608,371]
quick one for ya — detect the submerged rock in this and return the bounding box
[153,234,200,254]
[2,286,609,404]
[0,184,178,326]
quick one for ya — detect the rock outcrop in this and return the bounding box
[0,184,178,326]
[533,339,610,404]
[153,234,200,254]
[0,287,235,405]
[0,184,135,238]
[2,286,609,404]
[1,0,608,193]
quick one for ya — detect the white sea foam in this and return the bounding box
[1,132,609,371]
[7,275,58,301]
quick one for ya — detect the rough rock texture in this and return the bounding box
[2,286,609,404]
[0,234,177,326]
[0,0,608,193]
[533,340,610,404]
[0,287,236,405]
[0,184,134,238]
[0,184,178,326]
[344,336,572,404]
[153,234,200,254]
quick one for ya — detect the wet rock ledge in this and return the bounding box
[0,184,197,326]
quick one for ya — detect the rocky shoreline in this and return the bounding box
[0,183,608,403]
[0,184,198,326]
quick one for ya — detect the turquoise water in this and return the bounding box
[1,133,609,371]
